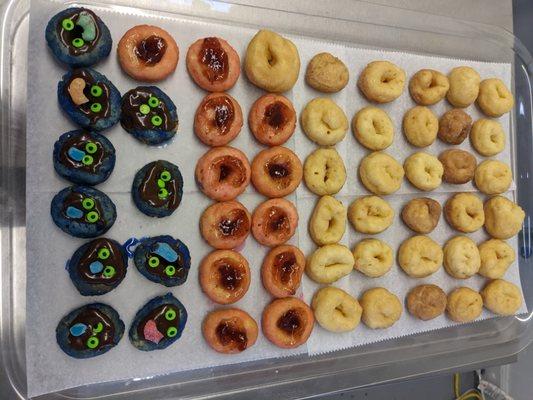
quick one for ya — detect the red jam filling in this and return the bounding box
[200,37,229,83]
[135,35,167,64]
[216,319,247,351]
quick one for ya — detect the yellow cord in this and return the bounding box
[454,373,483,400]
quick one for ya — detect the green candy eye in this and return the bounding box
[167,327,178,337]
[98,248,110,260]
[90,85,103,97]
[139,104,150,115]
[93,322,104,333]
[85,142,98,154]
[158,188,168,199]
[87,336,99,349]
[86,211,99,223]
[151,115,163,127]
[165,265,176,276]
[82,155,93,165]
[148,96,160,108]
[103,265,116,278]
[91,103,102,113]
[82,198,95,210]
[165,309,176,321]
[148,256,159,268]
[72,38,85,48]
[157,179,165,188]
[160,170,171,182]
[61,18,74,31]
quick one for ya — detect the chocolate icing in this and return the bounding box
[58,131,105,173]
[135,35,167,65]
[200,37,228,83]
[277,309,302,336]
[138,161,181,211]
[76,238,126,285]
[216,318,247,351]
[121,87,177,132]
[57,9,101,56]
[62,191,104,223]
[204,95,235,134]
[136,304,180,340]
[144,240,187,279]
[65,69,110,124]
[68,306,115,350]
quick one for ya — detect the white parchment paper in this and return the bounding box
[26,0,526,397]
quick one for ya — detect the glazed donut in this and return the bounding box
[446,287,482,323]
[301,98,348,146]
[404,152,443,191]
[474,160,512,195]
[251,198,298,247]
[244,30,300,93]
[360,287,402,329]
[444,193,484,233]
[199,250,250,304]
[186,37,240,91]
[261,245,305,298]
[312,286,362,332]
[438,109,472,145]
[306,244,354,284]
[438,149,477,184]
[402,106,438,148]
[200,200,251,249]
[248,94,296,146]
[303,148,346,195]
[262,297,314,349]
[353,238,393,278]
[117,25,179,82]
[398,235,443,278]
[359,152,404,195]
[470,119,505,157]
[408,69,449,105]
[195,146,251,201]
[477,78,514,117]
[443,236,480,279]
[353,106,394,151]
[309,195,347,245]
[401,197,441,234]
[358,60,406,103]
[194,92,243,146]
[251,146,302,198]
[202,308,258,353]
[348,195,394,234]
[447,66,480,108]
[484,196,525,240]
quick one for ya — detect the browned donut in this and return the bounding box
[200,201,251,249]
[438,109,472,145]
[261,245,305,298]
[249,94,297,146]
[438,149,477,184]
[202,308,258,353]
[251,198,298,247]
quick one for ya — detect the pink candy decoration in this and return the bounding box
[143,319,164,343]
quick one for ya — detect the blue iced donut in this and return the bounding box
[67,238,128,296]
[120,86,178,145]
[129,293,187,351]
[134,235,190,287]
[53,129,116,185]
[56,303,124,359]
[58,68,121,131]
[45,8,112,67]
[51,185,116,238]
[131,160,183,218]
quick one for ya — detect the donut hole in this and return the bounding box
[265,207,290,235]
[273,250,298,285]
[206,96,235,133]
[216,318,248,351]
[276,308,304,338]
[135,35,167,65]
[217,209,249,237]
[215,259,244,291]
[264,101,289,129]
[213,156,246,187]
[380,71,396,83]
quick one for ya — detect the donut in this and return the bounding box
[447,66,480,108]
[401,197,441,234]
[186,37,240,91]
[301,98,348,146]
[244,30,300,93]
[305,52,349,93]
[309,195,347,245]
[402,106,438,148]
[261,245,305,298]
[117,25,179,82]
[359,152,404,195]
[353,238,393,278]
[303,148,346,195]
[470,119,505,157]
[438,149,477,184]
[444,192,484,233]
[484,196,525,239]
[477,78,514,117]
[437,109,472,145]
[348,195,394,234]
[481,279,522,316]
[406,284,447,321]
[45,8,112,67]
[353,106,394,150]
[358,60,406,103]
[306,244,354,284]
[251,198,298,247]
[446,287,482,323]
[398,235,443,278]
[200,200,251,249]
[408,69,449,105]
[312,287,362,332]
[248,94,296,146]
[194,92,243,146]
[478,239,515,279]
[474,160,512,195]
[251,146,302,198]
[403,152,443,191]
[195,146,251,201]
[202,308,258,353]
[262,298,314,349]
[443,236,480,279]
[360,288,402,329]
[199,250,250,304]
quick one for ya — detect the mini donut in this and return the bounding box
[402,106,438,148]
[251,198,298,247]
[248,94,297,146]
[309,195,347,245]
[118,25,179,82]
[406,284,447,321]
[261,245,305,298]
[251,146,302,198]
[306,244,354,284]
[484,196,525,240]
[202,308,258,353]
[470,119,505,157]
[305,52,349,93]
[401,197,441,234]
[474,160,512,195]
[199,250,250,304]
[360,287,402,329]
[353,238,393,278]
[186,37,240,91]
[478,239,515,279]
[408,69,449,105]
[477,78,514,117]
[438,109,472,145]
[312,287,362,332]
[195,146,251,201]
[359,152,404,195]
[446,287,483,323]
[358,61,406,103]
[303,148,346,195]
[404,152,443,191]
[481,279,522,316]
[444,193,484,233]
[398,235,443,278]
[438,149,477,184]
[301,98,348,146]
[244,30,300,93]
[353,106,394,151]
[447,66,480,108]
[200,200,251,249]
[262,298,314,348]
[348,195,394,234]
[194,92,243,146]
[443,236,481,279]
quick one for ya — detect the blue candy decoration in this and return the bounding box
[70,322,87,337]
[89,261,104,274]
[66,206,84,219]
[153,242,178,262]
[67,147,85,162]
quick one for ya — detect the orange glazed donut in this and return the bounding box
[117,25,179,82]
[186,37,240,92]
[249,94,296,146]
[194,92,243,146]
[261,245,305,298]
[252,198,298,247]
[262,297,314,349]
[199,250,250,304]
[202,308,258,353]
[200,201,251,249]
[195,146,251,201]
[251,146,303,198]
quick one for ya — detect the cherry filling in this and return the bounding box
[265,207,290,235]
[277,309,302,336]
[213,156,246,187]
[204,96,235,134]
[135,35,167,65]
[273,251,297,285]
[264,101,289,129]
[215,260,243,291]
[217,209,248,237]
[200,37,228,83]
[265,156,291,189]
[216,319,247,351]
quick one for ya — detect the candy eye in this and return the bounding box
[148,256,159,268]
[61,18,74,31]
[72,38,85,48]
[139,104,150,115]
[86,211,99,223]
[91,103,102,113]
[82,198,95,210]
[98,248,110,260]
[148,96,160,108]
[90,85,103,97]
[103,265,116,278]
[93,322,104,333]
[158,188,168,199]
[85,142,98,154]
[160,170,172,182]
[151,115,163,127]
[165,309,176,321]
[157,179,165,188]
[166,327,178,337]
[164,265,176,276]
[87,336,99,349]
[82,155,93,165]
